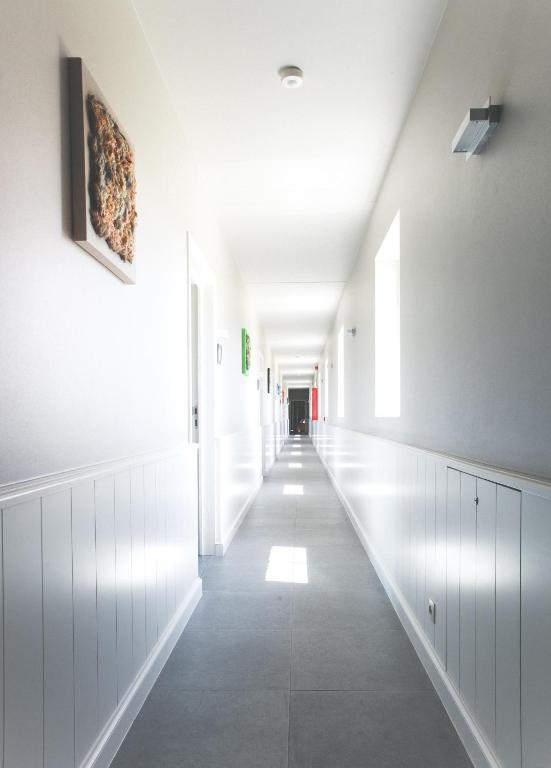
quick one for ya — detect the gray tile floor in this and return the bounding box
[112,437,472,768]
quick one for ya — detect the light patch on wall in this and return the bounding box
[375,211,401,417]
[337,327,344,418]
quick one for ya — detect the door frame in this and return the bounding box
[187,232,216,556]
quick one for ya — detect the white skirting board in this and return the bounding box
[86,579,202,768]
[216,475,263,556]
[316,448,499,768]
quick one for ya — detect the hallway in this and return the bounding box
[112,437,470,768]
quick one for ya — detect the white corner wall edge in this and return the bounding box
[216,475,263,556]
[318,451,497,768]
[215,426,264,557]
[85,579,202,768]
[312,421,551,768]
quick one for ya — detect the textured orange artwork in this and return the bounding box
[87,95,137,263]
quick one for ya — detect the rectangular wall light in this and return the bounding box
[452,103,502,158]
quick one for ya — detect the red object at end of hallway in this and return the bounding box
[312,387,318,420]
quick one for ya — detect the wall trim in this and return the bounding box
[0,443,196,508]
[319,422,551,500]
[216,475,263,556]
[84,577,202,768]
[315,446,499,768]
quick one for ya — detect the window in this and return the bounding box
[337,326,344,418]
[324,357,329,418]
[375,211,400,417]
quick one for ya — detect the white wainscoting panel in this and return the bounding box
[0,444,201,768]
[495,485,521,768]
[312,422,551,768]
[262,421,290,476]
[521,492,551,768]
[43,489,74,768]
[215,426,263,554]
[262,423,276,475]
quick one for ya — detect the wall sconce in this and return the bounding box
[346,327,357,337]
[452,99,502,159]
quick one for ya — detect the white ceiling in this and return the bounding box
[134,0,446,383]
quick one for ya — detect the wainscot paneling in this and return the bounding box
[312,422,551,768]
[262,421,290,476]
[215,426,263,555]
[262,423,277,475]
[0,444,202,768]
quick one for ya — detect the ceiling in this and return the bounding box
[134,0,446,386]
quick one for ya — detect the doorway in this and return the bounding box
[187,233,216,562]
[288,387,310,435]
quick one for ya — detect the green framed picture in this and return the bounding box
[241,328,251,375]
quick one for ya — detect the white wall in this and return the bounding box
[322,0,551,480]
[313,421,551,768]
[0,1,271,765]
[0,0,261,487]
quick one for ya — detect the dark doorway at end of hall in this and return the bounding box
[288,388,310,435]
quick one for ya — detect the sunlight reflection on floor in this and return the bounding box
[265,545,308,584]
[283,484,303,495]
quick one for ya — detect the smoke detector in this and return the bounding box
[279,66,303,89]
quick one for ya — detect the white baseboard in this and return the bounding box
[84,578,203,768]
[215,476,263,556]
[315,448,498,768]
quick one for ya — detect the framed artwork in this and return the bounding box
[267,367,270,393]
[241,328,251,375]
[68,57,137,283]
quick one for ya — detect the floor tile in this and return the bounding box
[291,628,431,691]
[233,524,296,544]
[188,590,291,630]
[295,517,352,530]
[222,540,289,565]
[112,689,289,768]
[293,562,383,592]
[289,691,472,768]
[202,562,294,592]
[246,513,296,525]
[302,544,370,568]
[158,629,291,690]
[292,589,400,630]
[294,528,359,547]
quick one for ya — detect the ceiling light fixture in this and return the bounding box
[279,65,303,89]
